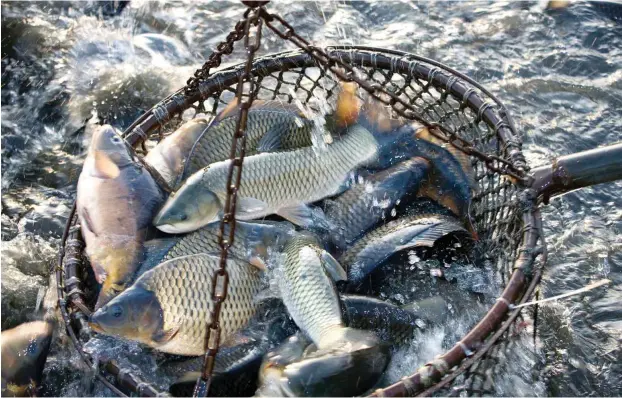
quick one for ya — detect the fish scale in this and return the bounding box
[162,226,248,262]
[136,254,262,356]
[325,158,430,249]
[182,104,315,180]
[341,214,467,283]
[278,235,344,348]
[201,125,379,220]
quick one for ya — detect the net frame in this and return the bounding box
[56,46,544,397]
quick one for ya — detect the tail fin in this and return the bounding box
[357,95,408,135]
[334,82,361,128]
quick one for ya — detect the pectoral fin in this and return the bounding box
[277,204,329,229]
[320,250,347,282]
[236,197,270,216]
[394,219,467,251]
[91,151,120,179]
[256,126,285,152]
[152,325,180,345]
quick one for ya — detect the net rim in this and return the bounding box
[56,46,543,397]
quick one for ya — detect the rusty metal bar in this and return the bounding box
[532,142,622,202]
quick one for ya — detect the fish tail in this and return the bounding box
[335,82,361,128]
[408,217,468,248]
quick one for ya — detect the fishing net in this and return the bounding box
[56,4,545,397]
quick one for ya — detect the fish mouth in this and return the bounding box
[155,223,188,234]
[88,321,104,334]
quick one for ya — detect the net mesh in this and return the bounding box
[147,49,526,284]
[58,46,541,397]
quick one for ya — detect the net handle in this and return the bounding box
[531,142,622,203]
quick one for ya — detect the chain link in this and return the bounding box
[184,9,252,97]
[258,10,527,183]
[192,6,263,398]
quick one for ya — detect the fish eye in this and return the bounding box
[179,214,188,221]
[111,136,123,144]
[111,305,123,318]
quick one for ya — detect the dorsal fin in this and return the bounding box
[212,98,242,123]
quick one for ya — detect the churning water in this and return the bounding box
[1,1,620,396]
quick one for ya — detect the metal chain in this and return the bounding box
[192,6,263,398]
[258,9,527,183]
[184,9,252,96]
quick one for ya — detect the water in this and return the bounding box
[2,0,621,396]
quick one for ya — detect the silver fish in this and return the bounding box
[77,125,163,309]
[180,100,315,180]
[276,233,382,353]
[324,157,430,250]
[154,124,380,233]
[145,118,209,187]
[1,321,54,397]
[341,214,468,283]
[89,253,262,356]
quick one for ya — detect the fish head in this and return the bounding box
[88,125,134,176]
[89,285,164,345]
[154,170,221,234]
[1,321,54,395]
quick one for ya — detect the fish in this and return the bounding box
[394,124,478,238]
[255,295,431,397]
[180,100,315,181]
[324,157,430,250]
[138,220,295,276]
[168,304,297,397]
[276,233,385,356]
[256,331,388,397]
[171,295,424,397]
[341,214,468,283]
[154,122,380,233]
[77,125,164,309]
[89,253,263,356]
[276,232,347,348]
[352,93,478,237]
[1,320,54,397]
[144,118,209,187]
[340,295,422,347]
[334,82,361,128]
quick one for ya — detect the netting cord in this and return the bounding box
[257,8,528,184]
[414,206,546,396]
